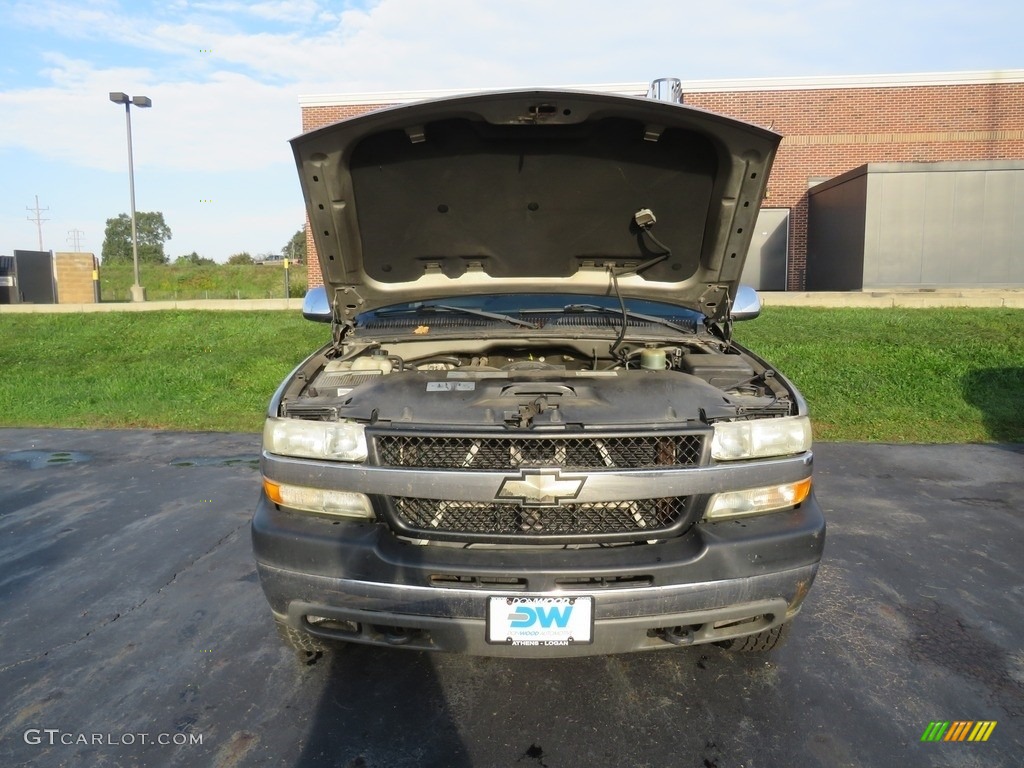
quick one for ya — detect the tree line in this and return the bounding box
[101,212,306,266]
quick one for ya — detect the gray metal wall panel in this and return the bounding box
[951,172,988,285]
[1011,171,1023,271]
[806,172,867,290]
[919,174,957,284]
[868,173,929,286]
[978,171,1017,282]
[863,166,1024,288]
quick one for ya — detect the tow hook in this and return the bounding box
[380,626,419,645]
[659,626,695,646]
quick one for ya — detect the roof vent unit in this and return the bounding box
[648,77,683,104]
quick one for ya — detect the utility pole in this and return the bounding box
[67,229,86,252]
[26,195,50,251]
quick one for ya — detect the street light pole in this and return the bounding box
[109,92,151,302]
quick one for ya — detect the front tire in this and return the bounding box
[714,621,791,652]
[275,619,330,662]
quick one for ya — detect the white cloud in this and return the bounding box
[0,54,298,174]
[189,0,323,23]
[6,0,123,39]
[2,0,1021,260]
[2,1,869,103]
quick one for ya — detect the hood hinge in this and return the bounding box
[704,288,735,347]
[699,284,730,322]
[333,285,367,323]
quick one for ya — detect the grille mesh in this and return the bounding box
[392,496,687,538]
[375,434,703,471]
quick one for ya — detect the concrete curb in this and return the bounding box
[2,291,1023,313]
[0,298,304,313]
[760,289,1024,308]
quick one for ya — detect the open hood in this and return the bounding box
[292,89,781,323]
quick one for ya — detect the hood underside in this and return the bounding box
[291,89,781,322]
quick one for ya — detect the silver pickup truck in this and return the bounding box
[252,86,825,658]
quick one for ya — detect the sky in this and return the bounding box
[0,0,1021,263]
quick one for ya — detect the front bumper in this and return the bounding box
[252,489,825,657]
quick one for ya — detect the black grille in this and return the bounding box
[391,496,688,540]
[375,434,704,471]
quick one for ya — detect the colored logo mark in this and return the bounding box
[920,721,997,742]
[507,605,572,629]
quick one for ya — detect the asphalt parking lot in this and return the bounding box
[1,428,1021,767]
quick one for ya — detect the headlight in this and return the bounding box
[263,478,373,519]
[263,417,367,462]
[705,478,812,521]
[711,415,812,461]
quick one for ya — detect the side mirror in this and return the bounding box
[731,284,761,321]
[302,285,332,323]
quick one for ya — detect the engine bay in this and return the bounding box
[279,335,794,427]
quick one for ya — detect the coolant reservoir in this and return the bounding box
[351,350,393,374]
[640,347,667,370]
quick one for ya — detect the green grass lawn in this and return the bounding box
[1,307,1022,441]
[733,307,1024,443]
[98,263,308,301]
[0,312,329,432]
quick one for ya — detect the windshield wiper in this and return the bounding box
[561,304,696,335]
[377,304,538,329]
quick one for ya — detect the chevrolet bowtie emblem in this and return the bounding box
[495,470,586,507]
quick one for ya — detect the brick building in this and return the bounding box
[298,70,1024,292]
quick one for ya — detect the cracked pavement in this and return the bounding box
[0,429,1021,767]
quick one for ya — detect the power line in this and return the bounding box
[26,195,50,251]
[67,229,86,252]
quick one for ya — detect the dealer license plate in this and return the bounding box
[486,595,593,646]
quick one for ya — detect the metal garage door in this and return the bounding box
[741,208,789,290]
